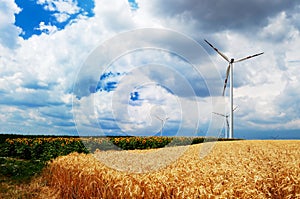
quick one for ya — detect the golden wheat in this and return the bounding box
[40,140,300,198]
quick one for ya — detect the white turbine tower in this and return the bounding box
[155,115,169,136]
[213,106,238,138]
[205,39,263,138]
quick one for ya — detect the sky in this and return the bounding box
[0,0,300,139]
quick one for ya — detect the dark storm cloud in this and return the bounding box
[148,0,299,32]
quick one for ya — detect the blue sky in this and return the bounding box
[14,0,94,39]
[0,0,300,139]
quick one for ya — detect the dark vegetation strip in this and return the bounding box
[0,134,242,182]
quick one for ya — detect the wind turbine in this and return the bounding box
[155,115,169,136]
[213,106,238,138]
[204,39,263,138]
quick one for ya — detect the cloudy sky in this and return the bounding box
[0,0,299,139]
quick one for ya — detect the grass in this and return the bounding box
[0,175,33,198]
[0,157,46,182]
[0,157,47,198]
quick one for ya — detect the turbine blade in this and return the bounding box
[213,112,226,117]
[233,105,239,112]
[222,64,230,96]
[234,52,264,63]
[204,39,230,62]
[226,118,229,131]
[155,115,163,121]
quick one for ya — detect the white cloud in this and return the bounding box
[35,21,58,34]
[0,0,22,49]
[201,16,300,134]
[0,0,299,138]
[260,12,298,42]
[37,0,80,14]
[0,0,137,135]
[37,0,92,24]
[53,13,70,23]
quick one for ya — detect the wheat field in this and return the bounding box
[39,140,300,198]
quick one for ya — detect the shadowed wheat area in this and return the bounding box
[39,140,300,198]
